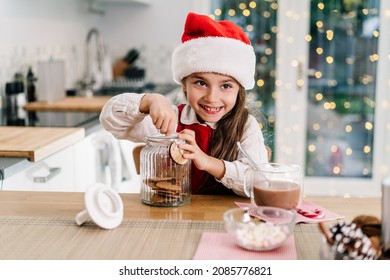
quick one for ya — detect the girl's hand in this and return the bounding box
[177,129,225,180]
[177,129,210,171]
[140,93,177,135]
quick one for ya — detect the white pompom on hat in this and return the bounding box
[172,12,256,90]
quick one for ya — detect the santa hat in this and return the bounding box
[172,12,256,90]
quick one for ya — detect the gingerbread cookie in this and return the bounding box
[145,177,175,186]
[144,177,184,203]
[169,141,189,165]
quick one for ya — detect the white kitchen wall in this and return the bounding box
[0,0,211,103]
[100,0,210,84]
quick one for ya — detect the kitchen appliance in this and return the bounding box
[5,80,26,126]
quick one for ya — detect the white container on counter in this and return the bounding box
[37,60,66,103]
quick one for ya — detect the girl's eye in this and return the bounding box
[221,83,233,89]
[195,80,207,86]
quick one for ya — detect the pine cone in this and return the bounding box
[329,221,380,260]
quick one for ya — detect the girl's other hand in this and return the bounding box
[178,129,226,180]
[177,129,209,170]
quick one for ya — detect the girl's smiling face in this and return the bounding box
[184,72,240,123]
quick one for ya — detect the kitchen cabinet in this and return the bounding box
[2,126,101,192]
[2,144,77,192]
[1,125,98,192]
[2,124,141,193]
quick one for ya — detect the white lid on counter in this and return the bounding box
[75,182,123,230]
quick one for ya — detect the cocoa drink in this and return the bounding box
[253,179,301,210]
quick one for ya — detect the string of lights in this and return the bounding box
[211,0,378,179]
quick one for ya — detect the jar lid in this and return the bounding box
[75,183,123,229]
[146,133,179,141]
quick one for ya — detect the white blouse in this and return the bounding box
[99,92,269,197]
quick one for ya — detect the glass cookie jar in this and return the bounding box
[140,134,191,207]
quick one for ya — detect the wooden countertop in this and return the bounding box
[0,127,85,161]
[0,191,382,260]
[0,191,381,222]
[23,96,111,112]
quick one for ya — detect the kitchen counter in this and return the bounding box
[0,126,85,161]
[23,96,112,112]
[0,114,99,179]
[0,191,381,259]
[0,191,380,221]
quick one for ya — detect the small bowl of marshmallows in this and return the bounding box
[223,207,295,251]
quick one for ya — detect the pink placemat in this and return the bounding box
[235,199,344,224]
[193,232,297,260]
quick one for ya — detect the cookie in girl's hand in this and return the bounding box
[169,140,189,165]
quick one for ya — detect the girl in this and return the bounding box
[99,12,269,196]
